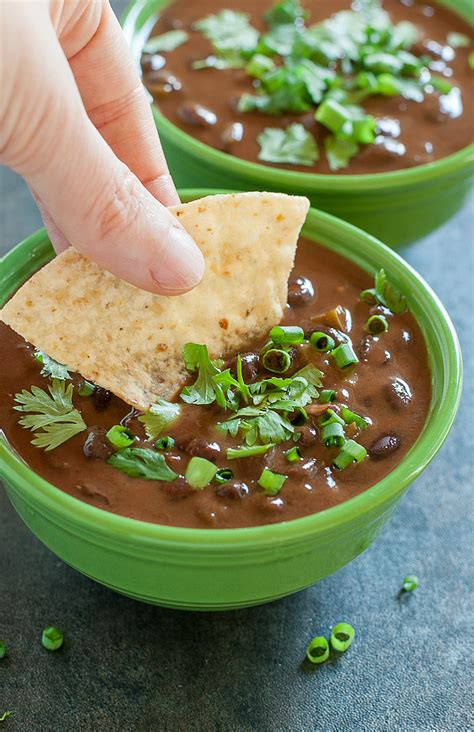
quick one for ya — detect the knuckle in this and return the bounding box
[94,171,143,239]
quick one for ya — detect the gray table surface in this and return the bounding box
[1,3,473,728]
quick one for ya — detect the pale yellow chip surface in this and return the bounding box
[1,192,309,410]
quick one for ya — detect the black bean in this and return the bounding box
[287,276,315,307]
[178,102,217,127]
[163,477,194,498]
[92,387,112,411]
[83,428,113,460]
[216,481,249,499]
[176,436,221,462]
[230,352,260,382]
[297,424,318,447]
[144,70,182,96]
[385,378,413,410]
[368,434,401,460]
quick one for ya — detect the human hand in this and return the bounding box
[0,0,204,294]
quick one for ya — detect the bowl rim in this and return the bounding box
[122,0,474,193]
[0,194,463,547]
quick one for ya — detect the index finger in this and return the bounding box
[62,1,179,206]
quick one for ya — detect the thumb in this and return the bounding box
[2,10,204,295]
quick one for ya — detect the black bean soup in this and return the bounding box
[0,239,431,529]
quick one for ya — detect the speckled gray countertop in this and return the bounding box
[1,3,473,725]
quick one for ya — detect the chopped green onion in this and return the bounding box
[262,348,292,373]
[321,421,345,447]
[155,436,175,450]
[258,467,287,495]
[447,31,470,48]
[284,446,301,463]
[359,288,377,305]
[366,314,389,335]
[333,439,367,470]
[330,623,355,652]
[319,389,336,404]
[269,325,305,345]
[214,468,234,484]
[78,380,96,397]
[315,98,352,134]
[401,575,419,592]
[306,636,329,664]
[227,443,275,460]
[331,343,359,369]
[106,425,135,449]
[310,331,335,353]
[429,76,453,94]
[42,626,64,651]
[185,456,217,490]
[0,640,5,659]
[340,407,369,431]
[469,52,474,70]
[320,408,344,427]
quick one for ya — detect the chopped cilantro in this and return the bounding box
[138,398,180,440]
[180,343,222,405]
[264,0,307,28]
[14,380,86,451]
[325,135,359,171]
[107,447,178,481]
[143,30,189,54]
[258,124,319,166]
[194,10,259,55]
[34,351,71,381]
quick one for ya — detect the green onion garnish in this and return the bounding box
[78,380,96,397]
[258,467,287,496]
[320,408,344,427]
[365,314,389,335]
[42,627,64,651]
[333,440,367,470]
[306,636,329,664]
[155,436,175,450]
[0,640,6,659]
[269,325,305,345]
[315,98,351,134]
[106,425,135,449]
[359,288,377,305]
[319,389,336,404]
[469,51,474,70]
[331,343,359,369]
[321,422,345,447]
[401,575,419,592]
[340,407,369,431]
[262,348,292,373]
[330,623,355,652]
[227,443,275,460]
[185,456,217,490]
[310,331,335,353]
[284,446,301,463]
[214,468,234,484]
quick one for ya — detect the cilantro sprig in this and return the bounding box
[34,351,71,381]
[14,380,86,451]
[107,447,178,481]
[138,398,181,440]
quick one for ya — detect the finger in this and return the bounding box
[29,187,69,253]
[58,1,179,206]
[2,8,203,294]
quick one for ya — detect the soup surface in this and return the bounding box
[142,0,473,174]
[0,240,431,528]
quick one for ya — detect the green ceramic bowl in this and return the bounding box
[122,0,474,247]
[0,192,462,610]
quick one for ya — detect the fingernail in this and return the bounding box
[150,225,205,294]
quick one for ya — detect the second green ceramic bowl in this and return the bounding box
[123,0,474,247]
[0,192,462,610]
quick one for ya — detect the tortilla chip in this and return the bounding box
[1,192,309,410]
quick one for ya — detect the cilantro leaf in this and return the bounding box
[143,30,189,54]
[180,343,221,405]
[264,0,307,27]
[138,398,180,440]
[14,380,86,451]
[107,447,178,481]
[374,269,407,314]
[325,135,359,170]
[218,407,294,446]
[258,124,319,166]
[34,351,71,381]
[194,10,259,54]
